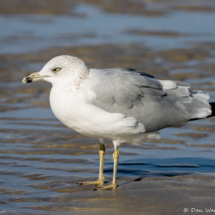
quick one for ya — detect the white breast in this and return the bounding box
[49,85,105,137]
[49,84,146,144]
[50,85,86,133]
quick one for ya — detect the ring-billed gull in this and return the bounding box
[22,55,213,190]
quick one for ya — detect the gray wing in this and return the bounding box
[108,68,155,78]
[87,68,211,133]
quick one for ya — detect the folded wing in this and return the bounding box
[86,68,211,132]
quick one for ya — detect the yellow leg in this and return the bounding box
[98,143,105,182]
[96,147,119,190]
[78,143,105,186]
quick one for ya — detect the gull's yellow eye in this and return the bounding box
[54,67,61,72]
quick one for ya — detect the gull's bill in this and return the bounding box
[22,72,47,84]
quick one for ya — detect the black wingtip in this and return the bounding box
[209,102,215,118]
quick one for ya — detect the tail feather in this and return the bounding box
[163,80,212,122]
[189,102,215,121]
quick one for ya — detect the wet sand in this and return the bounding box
[2,174,214,215]
[1,0,215,214]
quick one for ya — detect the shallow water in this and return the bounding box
[1,0,215,214]
[1,3,215,54]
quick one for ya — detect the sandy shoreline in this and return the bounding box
[2,173,213,215]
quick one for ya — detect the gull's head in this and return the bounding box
[22,55,89,85]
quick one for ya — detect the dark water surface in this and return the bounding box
[0,0,215,214]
